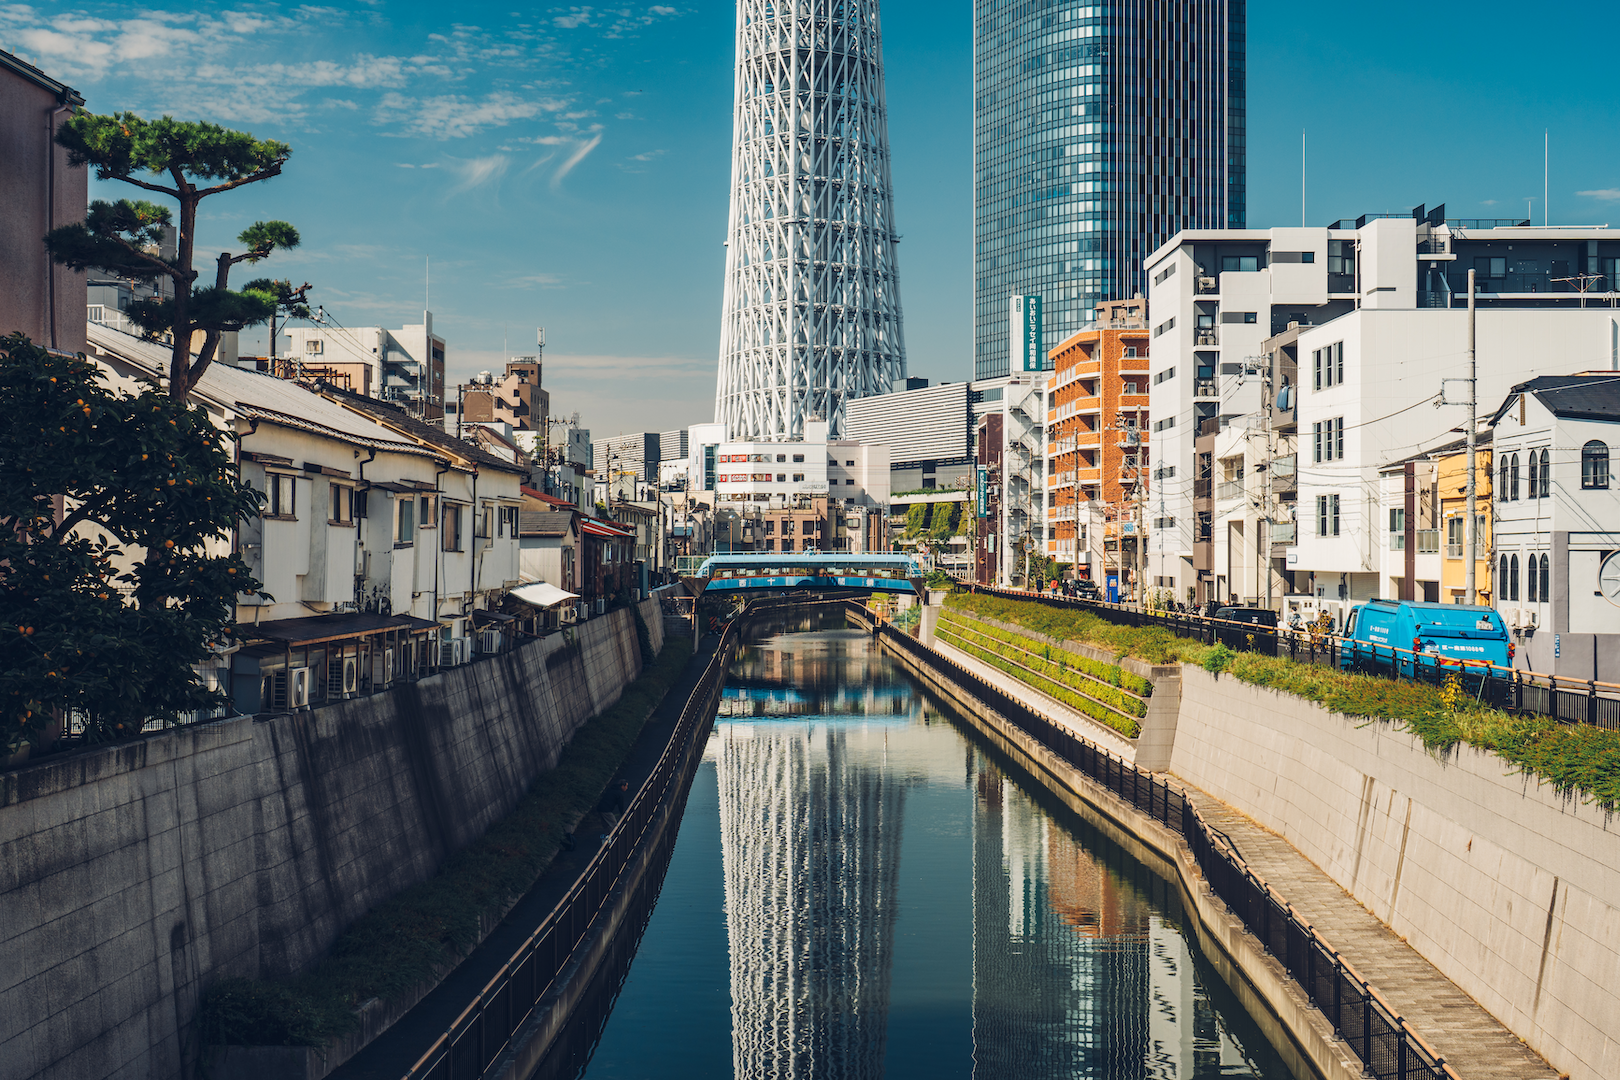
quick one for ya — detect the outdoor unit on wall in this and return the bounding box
[342,657,359,695]
[374,648,394,687]
[290,667,311,709]
[593,597,606,615]
[477,629,502,655]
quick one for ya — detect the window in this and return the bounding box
[1221,255,1259,272]
[442,503,463,551]
[1509,554,1520,601]
[782,519,795,534]
[1244,312,1258,324]
[1153,416,1175,432]
[1313,418,1344,462]
[792,473,805,482]
[305,339,323,354]
[1125,346,1138,358]
[845,460,855,467]
[1539,554,1550,602]
[396,497,415,544]
[764,538,775,551]
[704,445,716,490]
[763,520,775,534]
[1153,516,1176,529]
[1582,441,1610,489]
[1153,317,1176,338]
[500,506,519,537]
[781,538,794,552]
[1498,455,1509,498]
[1153,263,1176,285]
[1509,453,1520,501]
[1154,366,1176,385]
[1539,448,1550,497]
[1526,552,1538,602]
[1446,516,1464,558]
[476,503,493,539]
[1389,508,1406,550]
[418,493,437,528]
[1317,494,1340,536]
[1124,382,1138,395]
[1301,251,1316,263]
[1328,240,1355,275]
[1312,342,1345,390]
[776,473,786,482]
[1154,465,1177,481]
[1474,256,1507,281]
[329,483,354,524]
[265,473,296,518]
[775,454,787,463]
[1499,555,1510,597]
[845,478,856,485]
[792,454,804,463]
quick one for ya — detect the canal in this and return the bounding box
[543,613,1297,1079]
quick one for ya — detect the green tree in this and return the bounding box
[246,278,313,362]
[44,111,298,401]
[0,335,264,752]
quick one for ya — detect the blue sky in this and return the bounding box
[5,0,1620,437]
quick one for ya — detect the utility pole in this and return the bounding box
[1465,268,1478,605]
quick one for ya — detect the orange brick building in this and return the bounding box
[1045,299,1150,584]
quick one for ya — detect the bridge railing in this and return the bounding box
[865,602,1459,1080]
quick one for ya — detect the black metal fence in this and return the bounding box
[869,606,1458,1080]
[966,584,1620,732]
[402,613,747,1080]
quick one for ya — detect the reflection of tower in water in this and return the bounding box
[971,764,1151,1076]
[718,720,906,1079]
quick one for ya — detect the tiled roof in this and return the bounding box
[318,385,527,474]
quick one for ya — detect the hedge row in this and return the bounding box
[944,591,1209,665]
[197,636,696,1048]
[936,623,1142,739]
[938,610,1154,698]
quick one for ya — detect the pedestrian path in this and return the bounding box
[1181,787,1556,1080]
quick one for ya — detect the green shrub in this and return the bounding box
[945,591,1211,666]
[938,610,1154,697]
[1202,644,1236,674]
[198,637,694,1046]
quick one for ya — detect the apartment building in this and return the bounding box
[456,356,549,434]
[1488,374,1620,679]
[1148,210,1620,608]
[1045,298,1150,587]
[284,313,447,423]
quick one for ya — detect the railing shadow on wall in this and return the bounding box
[866,600,1460,1080]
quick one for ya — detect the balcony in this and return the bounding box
[1195,275,1219,296]
[1194,379,1219,398]
[1074,431,1102,449]
[1195,328,1219,346]
[1193,478,1212,501]
[1217,479,1245,501]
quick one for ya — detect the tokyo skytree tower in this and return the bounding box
[714,0,907,442]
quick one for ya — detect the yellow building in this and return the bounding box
[1436,442,1493,604]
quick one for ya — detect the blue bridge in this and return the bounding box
[684,552,924,597]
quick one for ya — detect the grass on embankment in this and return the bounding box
[198,636,695,1049]
[946,591,1620,810]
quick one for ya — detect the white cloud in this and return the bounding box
[447,153,510,192]
[1577,189,1620,202]
[374,90,570,138]
[552,133,601,188]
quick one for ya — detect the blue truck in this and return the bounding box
[1340,600,1513,677]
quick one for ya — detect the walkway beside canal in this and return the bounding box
[330,632,720,1080]
[936,636,1557,1080]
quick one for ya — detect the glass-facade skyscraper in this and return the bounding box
[974,0,1246,379]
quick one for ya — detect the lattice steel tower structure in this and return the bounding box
[715,0,908,441]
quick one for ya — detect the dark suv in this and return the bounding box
[1071,579,1100,601]
[1213,606,1279,655]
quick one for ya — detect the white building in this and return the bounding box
[845,380,973,492]
[1147,212,1620,607]
[1488,374,1620,679]
[686,420,890,513]
[284,312,447,423]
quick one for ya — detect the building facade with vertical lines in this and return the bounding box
[974,0,1246,380]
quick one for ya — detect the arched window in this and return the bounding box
[1583,441,1610,489]
[1509,554,1520,601]
[1540,554,1550,603]
[1498,456,1510,498]
[1510,453,1521,501]
[1539,449,1551,497]
[1526,554,1538,602]
[1499,554,1510,600]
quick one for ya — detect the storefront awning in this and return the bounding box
[509,582,581,609]
[236,612,439,647]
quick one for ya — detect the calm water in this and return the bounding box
[566,616,1297,1080]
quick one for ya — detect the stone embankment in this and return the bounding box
[0,600,662,1080]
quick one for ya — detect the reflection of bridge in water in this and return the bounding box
[685,553,925,599]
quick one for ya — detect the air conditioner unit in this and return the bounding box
[290,666,311,709]
[374,648,394,687]
[477,629,502,654]
[593,598,606,615]
[342,657,359,695]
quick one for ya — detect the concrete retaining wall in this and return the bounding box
[1171,665,1620,1080]
[0,600,663,1080]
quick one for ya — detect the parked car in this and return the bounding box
[1072,578,1100,601]
[1340,600,1512,677]
[1213,606,1279,655]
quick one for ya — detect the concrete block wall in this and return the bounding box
[1171,665,1620,1080]
[0,600,662,1080]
